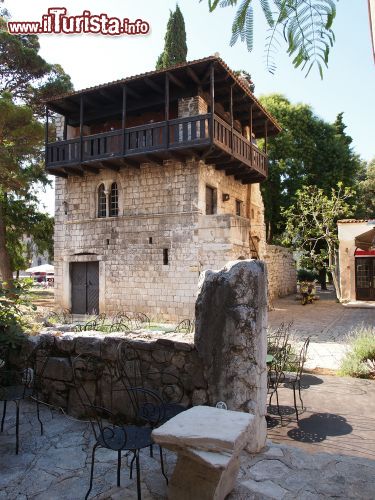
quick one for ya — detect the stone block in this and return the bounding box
[152,405,254,454]
[44,357,72,382]
[75,335,102,357]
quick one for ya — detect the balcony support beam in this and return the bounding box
[122,85,127,156]
[165,73,170,149]
[264,120,268,154]
[230,85,234,154]
[210,63,215,144]
[79,96,84,164]
[63,117,67,141]
[249,104,253,143]
[45,106,49,166]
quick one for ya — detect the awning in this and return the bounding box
[355,228,375,251]
[25,264,54,274]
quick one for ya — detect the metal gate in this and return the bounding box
[71,262,99,314]
[355,257,375,301]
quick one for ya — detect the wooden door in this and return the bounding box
[355,258,375,301]
[71,262,99,314]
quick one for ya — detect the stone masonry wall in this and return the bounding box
[263,245,297,301]
[54,157,271,320]
[19,332,207,417]
[19,260,267,450]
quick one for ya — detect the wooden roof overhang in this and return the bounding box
[44,56,281,138]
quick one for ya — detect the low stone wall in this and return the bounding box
[263,245,297,301]
[22,332,208,416]
[18,260,268,452]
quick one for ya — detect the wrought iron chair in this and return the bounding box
[267,322,292,358]
[173,319,195,334]
[0,342,49,453]
[116,340,187,425]
[281,336,311,421]
[72,356,167,500]
[267,339,290,425]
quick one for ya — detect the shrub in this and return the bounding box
[339,326,375,379]
[0,279,34,349]
[297,269,318,282]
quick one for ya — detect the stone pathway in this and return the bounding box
[267,374,375,460]
[268,289,374,370]
[230,441,375,500]
[1,399,375,499]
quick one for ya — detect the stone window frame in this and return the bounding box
[205,185,217,215]
[109,182,119,217]
[95,179,122,219]
[235,199,243,217]
[97,183,107,218]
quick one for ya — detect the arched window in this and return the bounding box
[98,184,106,218]
[109,182,119,217]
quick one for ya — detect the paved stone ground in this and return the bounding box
[1,398,375,499]
[268,289,375,370]
[267,374,375,461]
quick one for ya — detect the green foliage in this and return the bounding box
[0,9,70,281]
[233,70,255,92]
[0,278,34,349]
[282,183,354,297]
[0,13,72,116]
[156,5,188,69]
[355,158,375,219]
[3,194,54,271]
[259,94,362,242]
[297,269,318,282]
[339,327,375,379]
[201,0,338,77]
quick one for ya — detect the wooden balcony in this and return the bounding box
[46,113,268,183]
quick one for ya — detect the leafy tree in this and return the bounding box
[156,5,188,69]
[0,10,72,116]
[4,196,54,274]
[201,0,337,77]
[0,9,72,285]
[282,183,354,299]
[0,93,45,283]
[259,94,362,242]
[355,158,375,219]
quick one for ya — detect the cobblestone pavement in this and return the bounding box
[268,289,374,370]
[1,399,375,499]
[267,374,375,461]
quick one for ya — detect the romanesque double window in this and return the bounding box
[97,182,119,218]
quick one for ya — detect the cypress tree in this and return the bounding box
[156,5,187,69]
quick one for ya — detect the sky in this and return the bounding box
[4,0,375,215]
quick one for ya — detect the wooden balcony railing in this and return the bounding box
[46,113,267,178]
[213,115,268,177]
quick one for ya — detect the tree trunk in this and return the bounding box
[328,247,341,301]
[0,201,13,285]
[318,268,327,290]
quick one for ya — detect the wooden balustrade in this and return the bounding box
[46,114,267,178]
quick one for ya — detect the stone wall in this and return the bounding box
[263,245,297,301]
[54,158,271,320]
[21,260,267,450]
[23,331,208,417]
[195,260,267,451]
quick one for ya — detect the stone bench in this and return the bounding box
[152,405,255,500]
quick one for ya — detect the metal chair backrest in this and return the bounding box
[125,386,166,428]
[295,337,310,380]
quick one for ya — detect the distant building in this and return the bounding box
[44,56,296,319]
[338,219,375,302]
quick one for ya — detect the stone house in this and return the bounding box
[338,219,375,302]
[45,56,296,320]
